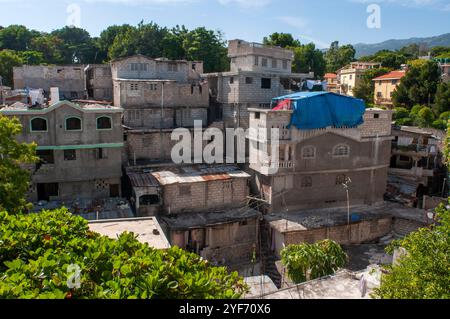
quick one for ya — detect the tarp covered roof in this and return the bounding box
[272,92,366,130]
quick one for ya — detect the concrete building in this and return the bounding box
[0,98,124,202]
[13,65,87,100]
[111,55,209,164]
[124,164,261,267]
[204,40,313,129]
[85,64,113,101]
[372,70,406,109]
[338,62,382,97]
[248,104,393,212]
[323,73,338,93]
[388,126,445,207]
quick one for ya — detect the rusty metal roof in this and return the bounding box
[128,172,160,188]
[151,165,250,186]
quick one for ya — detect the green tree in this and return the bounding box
[0,25,38,51]
[359,50,406,69]
[324,41,356,73]
[0,49,24,86]
[417,106,436,127]
[434,82,450,114]
[18,51,45,65]
[392,60,441,108]
[51,26,96,64]
[291,43,326,78]
[353,67,390,105]
[281,240,347,284]
[373,202,450,299]
[98,24,134,62]
[0,115,38,214]
[263,32,301,48]
[182,27,229,73]
[0,209,248,299]
[30,34,65,64]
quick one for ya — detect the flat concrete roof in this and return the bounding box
[266,202,427,233]
[255,270,375,299]
[89,217,171,250]
[243,276,278,299]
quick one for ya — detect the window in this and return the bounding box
[261,58,268,67]
[245,77,253,84]
[179,185,191,196]
[392,80,398,85]
[65,117,82,131]
[130,63,148,71]
[301,176,312,188]
[377,92,383,98]
[336,174,347,185]
[37,150,54,164]
[254,56,259,66]
[254,112,260,119]
[272,59,277,68]
[374,113,380,119]
[192,63,196,70]
[229,77,234,84]
[350,75,353,80]
[128,110,141,122]
[97,148,108,159]
[261,78,271,89]
[168,63,178,72]
[282,60,288,70]
[399,155,410,162]
[130,83,139,91]
[97,116,112,130]
[30,117,47,132]
[302,146,316,159]
[139,195,160,206]
[333,144,350,157]
[149,83,158,90]
[64,149,76,161]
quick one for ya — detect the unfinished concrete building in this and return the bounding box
[13,65,87,100]
[388,126,446,207]
[124,165,261,267]
[85,64,113,101]
[248,95,393,212]
[0,97,124,203]
[111,55,209,164]
[204,40,314,129]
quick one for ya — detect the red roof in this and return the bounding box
[324,73,337,79]
[372,71,406,81]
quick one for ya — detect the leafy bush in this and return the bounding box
[0,209,248,299]
[373,202,450,299]
[280,239,347,284]
[393,107,410,121]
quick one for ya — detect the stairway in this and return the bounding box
[259,220,282,288]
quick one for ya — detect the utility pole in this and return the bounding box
[342,177,352,241]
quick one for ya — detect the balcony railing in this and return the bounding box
[261,160,295,169]
[392,142,437,154]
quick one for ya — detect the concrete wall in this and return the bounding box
[113,80,209,109]
[86,65,113,101]
[13,65,86,99]
[271,217,393,257]
[161,178,249,214]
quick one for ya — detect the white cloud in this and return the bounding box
[83,0,199,5]
[218,0,271,8]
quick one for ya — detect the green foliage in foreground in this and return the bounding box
[281,239,347,284]
[373,202,450,299]
[0,209,248,299]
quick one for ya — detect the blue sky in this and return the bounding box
[1,0,449,48]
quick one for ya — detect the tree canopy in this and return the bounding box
[324,41,356,73]
[0,209,248,299]
[0,115,38,214]
[373,202,450,299]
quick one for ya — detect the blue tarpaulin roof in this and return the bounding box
[272,92,366,130]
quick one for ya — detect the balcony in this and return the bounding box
[262,160,295,169]
[392,142,437,154]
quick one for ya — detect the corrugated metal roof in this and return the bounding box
[128,172,160,187]
[150,165,250,186]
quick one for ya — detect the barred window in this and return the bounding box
[302,146,316,159]
[333,144,350,157]
[301,176,312,188]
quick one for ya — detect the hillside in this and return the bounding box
[354,33,450,57]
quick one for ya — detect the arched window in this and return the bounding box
[302,146,316,159]
[301,176,312,188]
[97,116,112,130]
[333,144,350,157]
[30,117,47,132]
[65,117,82,131]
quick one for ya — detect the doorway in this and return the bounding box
[109,184,120,198]
[37,183,59,201]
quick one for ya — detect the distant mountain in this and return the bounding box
[354,33,450,57]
